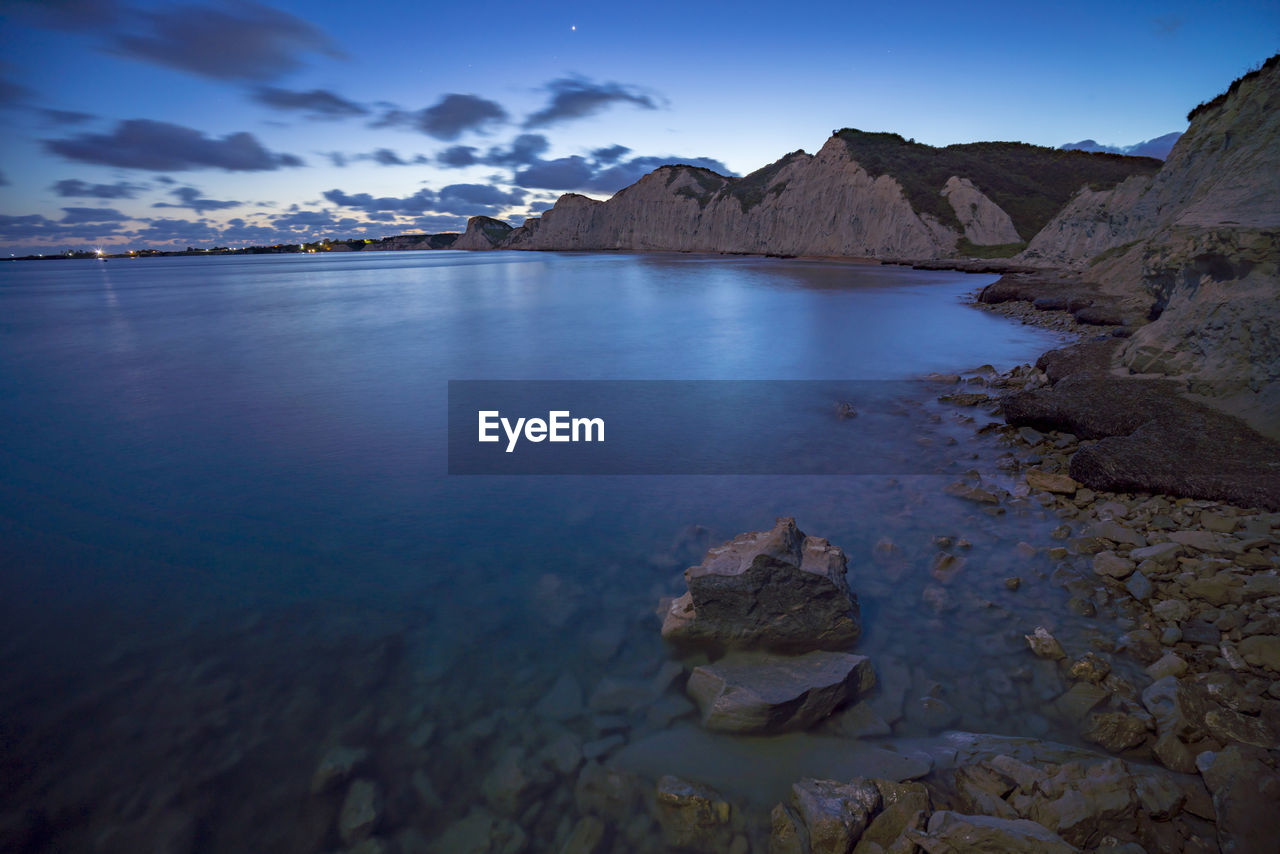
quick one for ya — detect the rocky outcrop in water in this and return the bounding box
[661,516,861,653]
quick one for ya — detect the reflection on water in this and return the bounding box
[0,252,1100,852]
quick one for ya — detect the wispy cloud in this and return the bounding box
[44,119,304,171]
[523,77,661,128]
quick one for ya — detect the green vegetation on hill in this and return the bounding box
[1186,53,1279,122]
[720,152,807,213]
[666,165,731,209]
[833,130,1161,240]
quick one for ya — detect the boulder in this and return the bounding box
[687,651,875,734]
[655,775,733,852]
[1199,746,1280,854]
[661,517,861,653]
[912,811,1078,853]
[771,778,882,854]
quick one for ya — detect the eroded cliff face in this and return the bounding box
[942,176,1021,246]
[1023,55,1280,436]
[492,138,959,259]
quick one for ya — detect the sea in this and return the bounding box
[0,251,1113,852]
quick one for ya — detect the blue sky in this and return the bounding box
[1,0,1276,255]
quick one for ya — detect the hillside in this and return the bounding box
[459,133,1158,261]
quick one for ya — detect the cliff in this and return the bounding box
[459,135,1156,261]
[1024,54,1280,435]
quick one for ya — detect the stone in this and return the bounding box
[559,816,605,854]
[914,811,1077,853]
[944,482,1001,504]
[482,748,542,817]
[661,517,861,653]
[1181,619,1222,645]
[1068,653,1111,684]
[534,672,584,721]
[1026,759,1136,847]
[655,775,732,852]
[1123,572,1153,601]
[1129,542,1183,565]
[1027,469,1078,494]
[1093,551,1136,579]
[1145,653,1188,680]
[687,651,875,734]
[433,808,527,854]
[582,736,624,761]
[785,777,881,854]
[311,745,369,794]
[826,700,893,738]
[338,779,381,845]
[1054,683,1110,723]
[1239,635,1280,671]
[574,762,639,818]
[1201,512,1239,533]
[1082,712,1150,753]
[1091,521,1146,547]
[1199,746,1280,854]
[1168,530,1224,552]
[1025,627,1066,660]
[1152,599,1190,623]
[1005,576,1022,591]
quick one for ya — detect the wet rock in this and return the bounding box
[1092,521,1147,547]
[1181,620,1222,646]
[1199,746,1280,854]
[1082,712,1150,753]
[913,811,1078,853]
[559,816,605,854]
[432,807,527,854]
[775,777,882,853]
[1129,542,1182,565]
[1093,551,1136,579]
[687,651,875,734]
[1068,653,1111,684]
[1025,627,1066,660]
[1005,576,1022,591]
[1239,635,1280,671]
[661,517,861,653]
[1027,759,1136,848]
[1027,469,1078,494]
[574,763,639,819]
[1145,653,1188,681]
[954,763,1019,819]
[825,700,892,738]
[1055,683,1110,723]
[339,779,382,845]
[311,745,369,794]
[534,672,583,721]
[944,481,1001,504]
[1152,599,1190,623]
[482,748,546,817]
[1124,571,1153,601]
[655,775,732,852]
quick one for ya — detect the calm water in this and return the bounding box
[0,252,1090,852]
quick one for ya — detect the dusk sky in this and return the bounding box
[1,0,1276,256]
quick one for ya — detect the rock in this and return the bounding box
[661,517,861,653]
[574,762,639,819]
[1152,599,1191,623]
[1005,576,1022,591]
[1199,746,1280,854]
[534,672,584,721]
[687,651,875,734]
[582,736,624,761]
[1026,627,1067,660]
[432,808,527,854]
[1125,571,1153,601]
[1181,619,1222,645]
[1130,542,1183,565]
[559,816,605,854]
[1168,530,1224,552]
[655,775,732,852]
[825,700,892,738]
[1201,512,1239,533]
[1068,653,1112,684]
[1026,759,1136,847]
[777,777,881,854]
[913,811,1078,853]
[1082,712,1150,753]
[944,482,1001,504]
[1054,683,1110,723]
[311,745,369,794]
[339,779,382,845]
[1091,521,1146,547]
[1027,469,1078,494]
[1239,635,1280,671]
[1146,652,1190,680]
[1093,551,1136,579]
[482,748,542,817]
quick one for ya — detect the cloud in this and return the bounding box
[39,107,97,125]
[127,217,222,245]
[152,186,243,214]
[483,133,550,166]
[591,144,631,163]
[0,77,33,107]
[322,188,437,214]
[435,184,525,215]
[253,87,368,119]
[523,77,660,128]
[376,93,508,140]
[438,145,479,168]
[0,212,126,243]
[513,156,597,190]
[44,119,304,171]
[60,206,130,223]
[52,178,147,198]
[1060,131,1182,161]
[111,1,343,82]
[3,0,121,32]
[366,148,429,166]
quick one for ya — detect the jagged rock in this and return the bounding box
[1082,712,1150,753]
[687,651,874,734]
[1026,759,1136,848]
[855,781,930,853]
[771,777,882,854]
[1026,469,1078,494]
[1199,746,1280,854]
[339,779,382,845]
[912,811,1078,853]
[661,517,860,653]
[1025,627,1066,660]
[655,775,732,852]
[311,745,369,794]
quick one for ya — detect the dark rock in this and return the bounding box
[655,775,733,852]
[1199,746,1280,854]
[913,811,1078,853]
[661,517,861,653]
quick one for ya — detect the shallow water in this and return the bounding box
[1,251,1104,851]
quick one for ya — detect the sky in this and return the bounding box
[1,0,1276,256]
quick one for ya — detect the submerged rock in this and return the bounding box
[912,811,1078,853]
[661,517,861,653]
[687,651,875,734]
[655,775,733,852]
